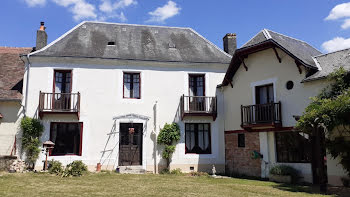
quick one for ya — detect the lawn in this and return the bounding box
[0,172,331,197]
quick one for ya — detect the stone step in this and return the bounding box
[118,166,145,174]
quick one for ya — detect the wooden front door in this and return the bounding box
[119,123,143,166]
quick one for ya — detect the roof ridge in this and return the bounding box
[241,30,266,47]
[262,29,272,39]
[313,47,350,58]
[266,29,321,53]
[84,21,191,30]
[188,28,232,58]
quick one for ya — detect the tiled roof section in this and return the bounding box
[242,29,322,68]
[0,47,32,101]
[31,21,232,64]
[304,48,350,81]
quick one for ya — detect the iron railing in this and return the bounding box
[241,102,281,126]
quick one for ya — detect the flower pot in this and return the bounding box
[269,175,292,183]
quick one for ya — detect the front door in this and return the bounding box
[189,74,205,111]
[53,70,72,110]
[119,123,143,166]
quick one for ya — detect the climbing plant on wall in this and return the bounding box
[20,117,44,169]
[157,123,180,169]
[296,67,350,176]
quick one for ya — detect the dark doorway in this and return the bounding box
[255,84,274,123]
[119,123,143,166]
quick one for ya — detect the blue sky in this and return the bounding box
[1,0,350,53]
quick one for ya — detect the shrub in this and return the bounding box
[62,161,88,177]
[48,160,63,175]
[270,165,299,181]
[341,177,350,187]
[157,123,180,169]
[160,168,170,174]
[189,171,209,177]
[20,117,44,169]
[170,168,182,175]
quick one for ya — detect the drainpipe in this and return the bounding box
[23,54,31,117]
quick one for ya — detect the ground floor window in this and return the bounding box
[275,131,311,163]
[185,123,211,154]
[238,133,245,148]
[50,122,83,156]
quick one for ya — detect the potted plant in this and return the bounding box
[269,165,299,184]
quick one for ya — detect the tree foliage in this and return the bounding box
[296,67,350,176]
[20,117,44,168]
[157,123,180,168]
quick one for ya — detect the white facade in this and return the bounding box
[23,56,227,173]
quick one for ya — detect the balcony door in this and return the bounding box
[255,84,274,123]
[53,70,72,111]
[189,74,205,112]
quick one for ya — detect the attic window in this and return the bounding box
[107,42,115,46]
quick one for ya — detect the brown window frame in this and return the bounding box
[255,83,273,104]
[275,132,311,163]
[53,70,72,94]
[123,72,141,99]
[185,123,211,154]
[49,122,83,156]
[188,74,205,96]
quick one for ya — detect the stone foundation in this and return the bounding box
[0,156,18,171]
[225,132,261,177]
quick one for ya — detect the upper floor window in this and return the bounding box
[123,72,140,99]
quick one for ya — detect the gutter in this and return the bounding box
[23,54,31,116]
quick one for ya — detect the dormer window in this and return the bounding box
[107,42,115,46]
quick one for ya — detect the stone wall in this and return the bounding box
[225,132,261,177]
[0,156,17,171]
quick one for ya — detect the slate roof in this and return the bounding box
[304,48,350,82]
[242,29,322,68]
[0,47,32,101]
[30,21,231,64]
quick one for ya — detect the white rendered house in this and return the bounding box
[21,21,232,173]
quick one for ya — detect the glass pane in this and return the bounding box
[124,82,131,98]
[133,82,140,98]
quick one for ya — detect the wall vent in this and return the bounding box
[107,42,115,46]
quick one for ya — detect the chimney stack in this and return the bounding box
[223,33,237,56]
[36,22,47,50]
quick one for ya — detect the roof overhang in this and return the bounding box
[219,39,318,87]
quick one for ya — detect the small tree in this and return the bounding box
[157,123,180,169]
[20,117,44,169]
[297,67,350,176]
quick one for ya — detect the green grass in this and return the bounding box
[0,172,331,197]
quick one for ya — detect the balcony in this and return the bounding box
[241,102,282,130]
[180,95,217,120]
[39,92,80,119]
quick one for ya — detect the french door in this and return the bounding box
[255,84,274,123]
[53,70,72,111]
[189,74,205,111]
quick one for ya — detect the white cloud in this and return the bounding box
[341,19,350,29]
[52,0,97,21]
[99,0,137,13]
[99,12,127,22]
[24,0,46,7]
[322,37,350,53]
[325,2,350,20]
[147,1,181,23]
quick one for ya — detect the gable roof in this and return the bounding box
[220,29,323,87]
[0,47,33,101]
[242,29,322,68]
[304,48,350,82]
[30,21,231,64]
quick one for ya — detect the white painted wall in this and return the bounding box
[0,101,22,156]
[23,57,227,172]
[222,48,328,183]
